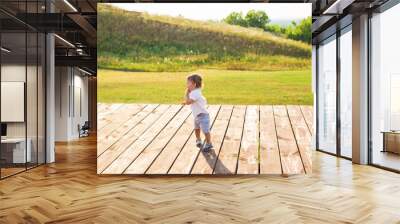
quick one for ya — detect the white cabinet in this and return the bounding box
[1,138,32,163]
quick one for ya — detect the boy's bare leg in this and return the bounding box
[195,129,201,140]
[204,133,212,144]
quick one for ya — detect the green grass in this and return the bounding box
[98,69,313,105]
[98,54,310,72]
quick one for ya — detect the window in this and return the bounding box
[339,26,352,158]
[370,3,400,171]
[390,74,400,130]
[317,35,337,154]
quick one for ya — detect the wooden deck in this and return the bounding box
[97,104,313,175]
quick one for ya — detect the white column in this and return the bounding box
[45,0,55,163]
[352,14,369,164]
[46,33,55,163]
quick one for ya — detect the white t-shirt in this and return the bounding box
[189,88,208,117]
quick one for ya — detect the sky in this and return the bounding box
[109,3,311,25]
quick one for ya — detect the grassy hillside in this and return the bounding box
[98,4,311,72]
[98,69,313,105]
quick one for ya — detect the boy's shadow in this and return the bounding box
[199,147,231,174]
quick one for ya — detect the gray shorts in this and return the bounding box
[194,113,210,134]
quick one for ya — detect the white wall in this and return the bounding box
[74,70,89,130]
[54,67,89,141]
[1,65,27,138]
[1,63,46,164]
[55,66,70,141]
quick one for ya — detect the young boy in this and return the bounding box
[183,74,213,152]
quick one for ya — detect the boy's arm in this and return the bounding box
[184,98,195,105]
[182,89,195,105]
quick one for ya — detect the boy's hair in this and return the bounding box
[187,74,202,88]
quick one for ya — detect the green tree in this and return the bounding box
[265,24,286,35]
[222,11,311,43]
[285,17,312,43]
[223,12,248,27]
[245,10,270,30]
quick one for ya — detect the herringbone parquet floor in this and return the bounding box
[1,136,400,223]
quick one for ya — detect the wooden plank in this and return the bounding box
[98,103,130,138]
[124,106,192,174]
[97,104,151,156]
[287,105,312,174]
[191,105,233,174]
[97,103,108,114]
[98,104,143,136]
[97,104,164,173]
[98,104,125,131]
[300,105,313,136]
[259,105,282,174]
[98,103,115,114]
[168,105,220,174]
[104,105,182,174]
[237,105,259,174]
[273,105,304,175]
[98,104,124,130]
[213,105,246,174]
[145,108,201,175]
[97,103,116,115]
[98,104,145,140]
